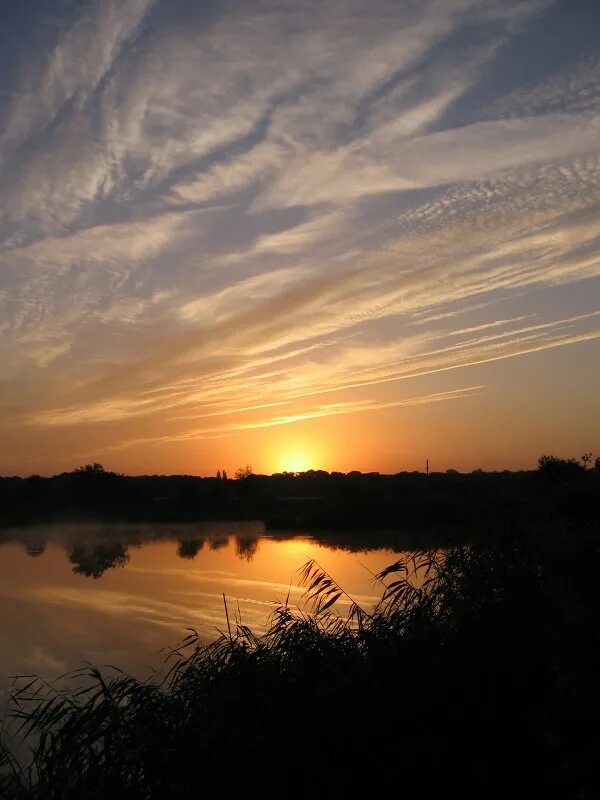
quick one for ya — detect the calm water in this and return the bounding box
[0,522,407,705]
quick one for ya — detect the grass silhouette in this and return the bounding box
[1,525,599,798]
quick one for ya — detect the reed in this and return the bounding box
[1,531,598,799]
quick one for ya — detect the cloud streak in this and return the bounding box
[0,0,599,472]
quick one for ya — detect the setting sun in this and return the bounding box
[268,433,326,474]
[279,450,313,474]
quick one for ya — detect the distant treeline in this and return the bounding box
[1,455,598,533]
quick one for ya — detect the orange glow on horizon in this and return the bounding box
[279,450,313,473]
[269,435,327,474]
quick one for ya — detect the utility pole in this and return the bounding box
[426,458,429,476]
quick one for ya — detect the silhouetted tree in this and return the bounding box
[208,536,228,551]
[177,538,205,559]
[68,542,129,579]
[75,463,106,475]
[234,535,259,561]
[538,454,583,481]
[235,465,253,480]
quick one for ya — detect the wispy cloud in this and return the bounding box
[93,387,485,451]
[0,0,599,472]
[2,0,157,149]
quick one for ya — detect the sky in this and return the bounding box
[0,0,599,477]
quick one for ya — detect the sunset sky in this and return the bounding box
[1,0,599,476]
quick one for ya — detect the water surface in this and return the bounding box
[0,522,407,705]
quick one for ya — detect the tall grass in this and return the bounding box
[1,531,599,799]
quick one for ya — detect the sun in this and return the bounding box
[279,450,313,474]
[269,436,325,474]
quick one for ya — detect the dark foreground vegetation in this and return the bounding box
[1,520,600,799]
[1,454,599,534]
[0,454,598,797]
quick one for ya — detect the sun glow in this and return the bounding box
[279,450,314,474]
[266,432,327,475]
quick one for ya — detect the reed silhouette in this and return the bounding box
[1,523,599,799]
